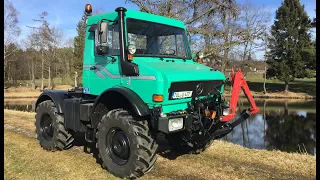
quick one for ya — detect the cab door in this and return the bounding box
[87,23,123,95]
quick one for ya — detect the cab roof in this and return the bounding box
[86,8,186,29]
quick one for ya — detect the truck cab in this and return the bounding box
[82,7,226,114]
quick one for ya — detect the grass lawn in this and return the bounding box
[4,85,73,98]
[4,109,316,180]
[244,74,315,95]
[223,74,316,98]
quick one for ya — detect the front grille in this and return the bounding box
[168,80,224,100]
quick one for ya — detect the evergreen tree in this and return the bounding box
[305,10,316,72]
[266,0,312,92]
[73,14,87,82]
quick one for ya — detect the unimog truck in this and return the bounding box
[34,4,259,179]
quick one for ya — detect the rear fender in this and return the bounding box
[35,90,68,113]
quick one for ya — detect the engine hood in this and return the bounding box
[138,60,226,82]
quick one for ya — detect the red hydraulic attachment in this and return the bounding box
[220,68,260,122]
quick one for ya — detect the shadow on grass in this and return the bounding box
[71,132,104,166]
[155,134,185,160]
[71,132,185,161]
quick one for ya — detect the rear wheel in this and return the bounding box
[96,109,158,179]
[35,100,74,151]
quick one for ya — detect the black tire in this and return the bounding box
[96,109,158,179]
[167,134,214,154]
[35,100,74,151]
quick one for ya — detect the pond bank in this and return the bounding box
[5,90,316,100]
[224,91,315,100]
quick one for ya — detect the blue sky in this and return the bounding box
[13,0,139,43]
[12,0,316,50]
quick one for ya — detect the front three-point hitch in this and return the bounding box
[210,68,260,139]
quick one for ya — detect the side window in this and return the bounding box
[94,24,120,56]
[111,24,120,55]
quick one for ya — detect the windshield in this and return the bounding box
[126,18,191,59]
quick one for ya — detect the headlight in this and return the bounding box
[128,44,136,54]
[168,118,184,131]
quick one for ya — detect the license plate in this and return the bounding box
[171,91,193,99]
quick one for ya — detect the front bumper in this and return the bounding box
[156,109,253,137]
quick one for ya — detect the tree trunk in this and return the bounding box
[242,43,248,62]
[66,54,70,75]
[263,30,268,94]
[7,65,11,81]
[29,66,32,80]
[51,74,54,89]
[66,60,70,76]
[55,64,57,77]
[74,71,78,87]
[31,59,35,90]
[4,47,6,84]
[41,50,44,90]
[48,65,51,88]
[263,66,267,94]
[263,100,266,147]
[221,48,229,74]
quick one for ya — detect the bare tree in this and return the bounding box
[48,27,64,88]
[4,0,21,83]
[262,27,270,94]
[21,34,40,89]
[219,8,242,73]
[238,1,271,62]
[127,0,237,24]
[27,12,53,90]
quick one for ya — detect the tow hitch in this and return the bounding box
[211,110,251,139]
[211,68,260,139]
[220,68,259,122]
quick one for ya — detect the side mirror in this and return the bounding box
[96,20,109,55]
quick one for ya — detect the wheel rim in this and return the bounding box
[106,128,130,165]
[40,114,54,141]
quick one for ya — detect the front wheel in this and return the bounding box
[96,109,158,179]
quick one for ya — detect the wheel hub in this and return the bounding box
[40,114,54,141]
[107,128,130,165]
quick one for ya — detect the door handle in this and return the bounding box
[90,66,97,70]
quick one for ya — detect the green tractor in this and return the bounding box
[34,4,259,179]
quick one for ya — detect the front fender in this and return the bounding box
[92,87,150,116]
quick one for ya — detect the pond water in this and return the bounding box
[4,98,316,155]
